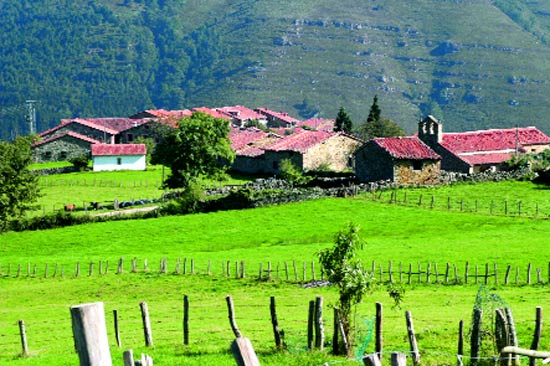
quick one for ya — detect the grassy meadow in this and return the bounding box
[1,175,550,365]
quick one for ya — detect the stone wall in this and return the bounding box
[394,160,440,186]
[354,142,395,182]
[32,136,92,163]
[303,134,361,171]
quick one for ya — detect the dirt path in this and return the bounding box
[92,206,158,217]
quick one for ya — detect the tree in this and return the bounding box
[334,106,353,133]
[366,95,381,125]
[318,223,373,356]
[151,111,235,188]
[356,95,405,140]
[0,136,40,231]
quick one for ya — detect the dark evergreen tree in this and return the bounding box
[366,95,381,124]
[356,95,405,140]
[334,106,353,133]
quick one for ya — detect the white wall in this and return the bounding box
[92,155,146,172]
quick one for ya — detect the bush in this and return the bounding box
[279,159,312,186]
[69,155,90,171]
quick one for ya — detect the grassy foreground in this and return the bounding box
[0,274,548,366]
[1,180,550,365]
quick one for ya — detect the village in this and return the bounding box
[31,105,550,185]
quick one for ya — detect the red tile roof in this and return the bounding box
[217,105,267,122]
[58,118,121,135]
[458,152,515,166]
[40,118,118,137]
[441,127,550,154]
[255,107,300,125]
[191,107,231,120]
[229,128,269,151]
[33,131,101,147]
[91,144,147,156]
[373,137,440,160]
[229,128,282,157]
[297,118,335,132]
[264,129,336,153]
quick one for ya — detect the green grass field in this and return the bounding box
[1,178,550,365]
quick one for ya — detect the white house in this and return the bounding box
[91,144,147,172]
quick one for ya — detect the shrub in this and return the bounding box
[279,159,312,186]
[69,155,90,171]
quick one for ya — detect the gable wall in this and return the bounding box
[303,135,361,172]
[32,136,92,163]
[355,143,394,182]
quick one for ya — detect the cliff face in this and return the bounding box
[2,0,550,139]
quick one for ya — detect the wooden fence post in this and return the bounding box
[363,353,382,366]
[505,307,520,366]
[307,300,314,350]
[183,295,189,346]
[113,310,121,348]
[375,302,383,358]
[123,350,134,366]
[70,302,112,366]
[465,262,469,284]
[405,310,420,366]
[18,320,28,356]
[529,306,543,366]
[391,352,407,366]
[140,301,153,347]
[495,308,509,366]
[457,320,464,366]
[226,295,242,338]
[270,296,283,349]
[314,296,324,350]
[505,265,511,285]
[470,308,482,366]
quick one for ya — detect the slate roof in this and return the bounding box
[33,131,101,147]
[441,127,550,154]
[373,137,440,160]
[91,144,146,156]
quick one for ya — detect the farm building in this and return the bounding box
[31,131,100,163]
[91,144,147,172]
[418,115,550,173]
[355,136,441,185]
[230,128,362,174]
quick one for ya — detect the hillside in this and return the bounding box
[3,0,550,139]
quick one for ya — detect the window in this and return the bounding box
[117,157,122,165]
[126,133,134,142]
[412,161,423,171]
[60,151,68,160]
[43,151,52,160]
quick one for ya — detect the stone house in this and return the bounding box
[32,131,101,163]
[217,105,268,128]
[418,115,550,173]
[91,144,147,172]
[254,107,300,128]
[230,128,362,174]
[355,136,441,185]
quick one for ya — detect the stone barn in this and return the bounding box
[32,132,100,163]
[355,136,441,185]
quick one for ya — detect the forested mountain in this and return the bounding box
[3,0,550,140]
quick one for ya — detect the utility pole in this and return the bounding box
[25,100,37,135]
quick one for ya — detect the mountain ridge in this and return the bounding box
[2,0,550,139]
